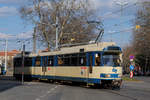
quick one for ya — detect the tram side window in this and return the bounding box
[78,53,86,66]
[70,54,78,66]
[24,57,32,67]
[48,56,54,66]
[58,55,71,66]
[14,58,22,67]
[95,53,101,66]
[57,53,86,66]
[35,57,41,66]
[63,55,70,66]
[58,55,64,66]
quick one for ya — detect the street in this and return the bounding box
[0,76,150,100]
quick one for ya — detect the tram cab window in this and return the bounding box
[103,54,121,67]
[95,53,101,66]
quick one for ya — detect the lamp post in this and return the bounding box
[4,38,8,75]
[115,0,128,15]
[55,16,59,50]
[17,39,26,84]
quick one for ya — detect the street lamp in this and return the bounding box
[114,0,128,15]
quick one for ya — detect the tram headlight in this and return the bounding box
[105,74,110,78]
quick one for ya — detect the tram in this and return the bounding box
[13,42,122,88]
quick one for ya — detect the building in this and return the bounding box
[0,50,21,68]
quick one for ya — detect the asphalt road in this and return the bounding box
[0,77,150,100]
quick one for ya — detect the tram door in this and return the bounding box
[42,56,47,76]
[87,53,93,83]
[88,53,93,74]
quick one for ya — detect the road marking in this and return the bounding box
[35,85,61,100]
[51,88,55,91]
[47,91,51,93]
[35,98,40,100]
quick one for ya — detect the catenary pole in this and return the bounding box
[56,16,59,49]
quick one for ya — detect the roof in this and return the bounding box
[30,42,116,57]
[0,50,21,56]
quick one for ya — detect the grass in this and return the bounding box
[122,76,139,81]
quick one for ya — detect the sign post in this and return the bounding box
[129,55,135,78]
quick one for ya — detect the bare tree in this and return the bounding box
[122,45,135,73]
[19,0,103,50]
[132,1,150,73]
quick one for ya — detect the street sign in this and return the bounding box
[129,65,134,71]
[130,71,133,78]
[130,59,133,62]
[129,55,134,59]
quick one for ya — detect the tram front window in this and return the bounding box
[103,55,120,67]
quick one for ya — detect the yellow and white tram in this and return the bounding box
[13,42,122,88]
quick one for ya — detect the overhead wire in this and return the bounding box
[100,1,138,20]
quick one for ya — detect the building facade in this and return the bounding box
[0,50,20,68]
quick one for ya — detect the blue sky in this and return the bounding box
[0,0,145,51]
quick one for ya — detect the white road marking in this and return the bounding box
[35,85,61,100]
[47,91,51,93]
[35,98,40,100]
[50,88,55,91]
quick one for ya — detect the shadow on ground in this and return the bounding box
[39,79,121,90]
[0,75,21,93]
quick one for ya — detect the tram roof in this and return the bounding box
[30,42,116,57]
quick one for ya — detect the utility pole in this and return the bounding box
[33,27,36,54]
[4,38,8,75]
[145,56,147,74]
[22,43,25,84]
[56,16,59,49]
